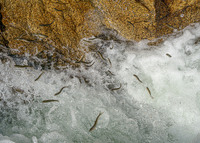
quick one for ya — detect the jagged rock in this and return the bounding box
[0,0,102,68]
[94,0,200,41]
[164,0,199,13]
[0,0,199,68]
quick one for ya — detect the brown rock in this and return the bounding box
[0,0,199,68]
[93,0,157,41]
[164,0,200,13]
[0,0,102,68]
[94,0,200,41]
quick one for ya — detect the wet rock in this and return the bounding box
[0,0,102,67]
[94,0,200,41]
[0,0,199,67]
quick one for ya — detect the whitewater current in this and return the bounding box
[0,23,200,143]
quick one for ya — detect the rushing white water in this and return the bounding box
[0,23,200,143]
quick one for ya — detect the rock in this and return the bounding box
[164,0,199,13]
[156,0,200,38]
[0,0,102,68]
[0,0,199,68]
[94,0,200,41]
[93,0,157,41]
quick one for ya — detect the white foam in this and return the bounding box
[0,23,200,143]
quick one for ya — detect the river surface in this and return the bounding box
[0,23,200,143]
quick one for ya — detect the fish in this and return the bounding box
[135,0,151,12]
[35,71,44,81]
[85,61,95,67]
[111,83,122,91]
[166,53,172,57]
[54,86,68,96]
[127,21,134,30]
[88,37,97,40]
[39,21,54,27]
[54,8,63,12]
[12,87,24,94]
[14,65,31,68]
[80,60,93,65]
[76,59,93,65]
[32,33,48,38]
[89,112,103,132]
[146,87,154,99]
[75,55,93,65]
[42,99,59,103]
[97,51,106,61]
[165,23,177,30]
[75,55,85,63]
[133,74,143,83]
[82,39,92,43]
[107,70,115,76]
[15,38,36,43]
[107,58,112,67]
[75,76,82,83]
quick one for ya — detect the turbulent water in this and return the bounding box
[1,23,200,143]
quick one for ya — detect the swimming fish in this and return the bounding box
[165,23,177,30]
[133,74,143,83]
[12,87,24,94]
[107,58,112,67]
[80,60,93,65]
[89,112,103,132]
[54,8,63,12]
[97,51,106,61]
[135,0,151,12]
[107,70,115,76]
[54,86,68,96]
[166,53,172,57]
[32,33,48,38]
[14,65,31,68]
[35,71,44,81]
[75,55,85,63]
[111,83,122,91]
[75,55,93,65]
[39,21,54,27]
[16,38,36,43]
[127,21,134,30]
[85,61,95,67]
[42,99,59,103]
[146,87,154,99]
[82,39,92,43]
[88,37,97,40]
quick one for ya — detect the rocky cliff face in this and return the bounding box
[0,0,199,68]
[0,0,101,68]
[95,0,200,41]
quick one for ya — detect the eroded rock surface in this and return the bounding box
[94,0,200,41]
[0,0,102,68]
